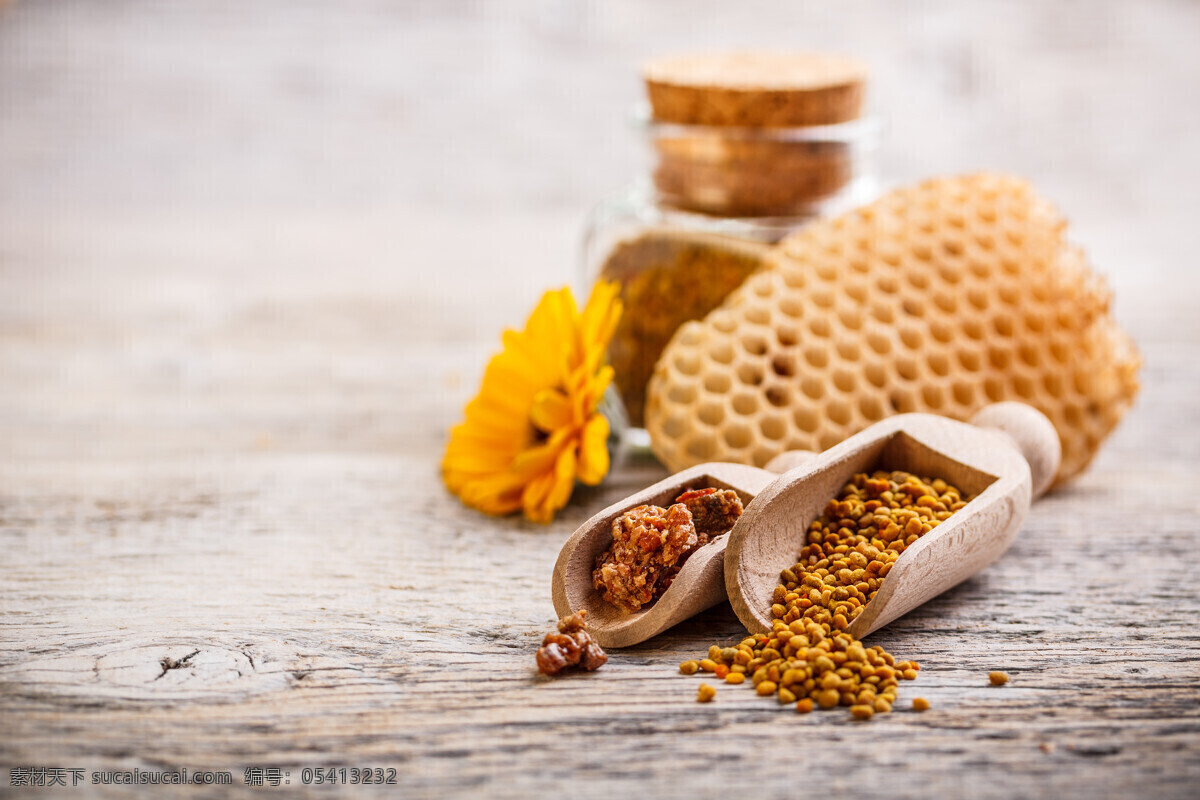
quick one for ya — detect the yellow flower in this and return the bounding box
[442,282,623,523]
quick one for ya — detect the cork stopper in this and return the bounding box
[642,51,868,127]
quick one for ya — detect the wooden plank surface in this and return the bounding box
[2,1,1199,798]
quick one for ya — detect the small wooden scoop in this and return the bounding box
[552,402,1059,648]
[551,461,788,649]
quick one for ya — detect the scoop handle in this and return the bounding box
[968,402,1061,499]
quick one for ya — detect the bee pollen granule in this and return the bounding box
[680,469,966,720]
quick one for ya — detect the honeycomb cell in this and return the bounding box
[740,333,768,356]
[951,381,974,407]
[732,392,758,416]
[835,339,861,361]
[676,326,703,347]
[668,383,697,405]
[697,401,725,427]
[929,319,953,344]
[866,331,891,355]
[760,415,788,441]
[832,369,856,393]
[779,296,804,318]
[723,423,754,450]
[736,362,764,386]
[895,356,920,382]
[890,386,918,413]
[957,348,982,372]
[1023,310,1046,335]
[744,304,770,326]
[864,362,888,388]
[922,384,944,409]
[973,229,996,250]
[1018,342,1040,368]
[686,434,719,462]
[804,346,830,369]
[771,354,796,378]
[711,313,737,334]
[839,308,864,331]
[828,402,852,426]
[795,406,820,433]
[966,286,988,311]
[968,255,991,280]
[859,395,885,421]
[879,245,903,268]
[800,374,825,400]
[901,296,926,318]
[942,238,965,260]
[899,327,923,350]
[663,414,686,439]
[674,353,701,376]
[704,371,732,394]
[845,281,869,304]
[765,384,791,407]
[710,341,735,365]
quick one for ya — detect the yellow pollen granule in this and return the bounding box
[681,470,967,719]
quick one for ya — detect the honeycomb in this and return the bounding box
[644,173,1140,486]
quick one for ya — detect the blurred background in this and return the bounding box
[1,0,1196,456]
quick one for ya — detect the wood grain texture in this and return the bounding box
[2,1,1200,799]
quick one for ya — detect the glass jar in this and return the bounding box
[585,108,882,439]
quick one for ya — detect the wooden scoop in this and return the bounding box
[551,461,791,649]
[727,402,1060,639]
[552,402,1059,648]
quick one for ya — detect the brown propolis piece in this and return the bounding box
[645,173,1140,486]
[591,488,744,613]
[643,51,868,128]
[536,611,607,676]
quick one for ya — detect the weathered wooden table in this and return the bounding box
[2,2,1199,798]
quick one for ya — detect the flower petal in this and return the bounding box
[521,470,558,523]
[576,413,610,485]
[529,387,573,434]
[523,445,577,523]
